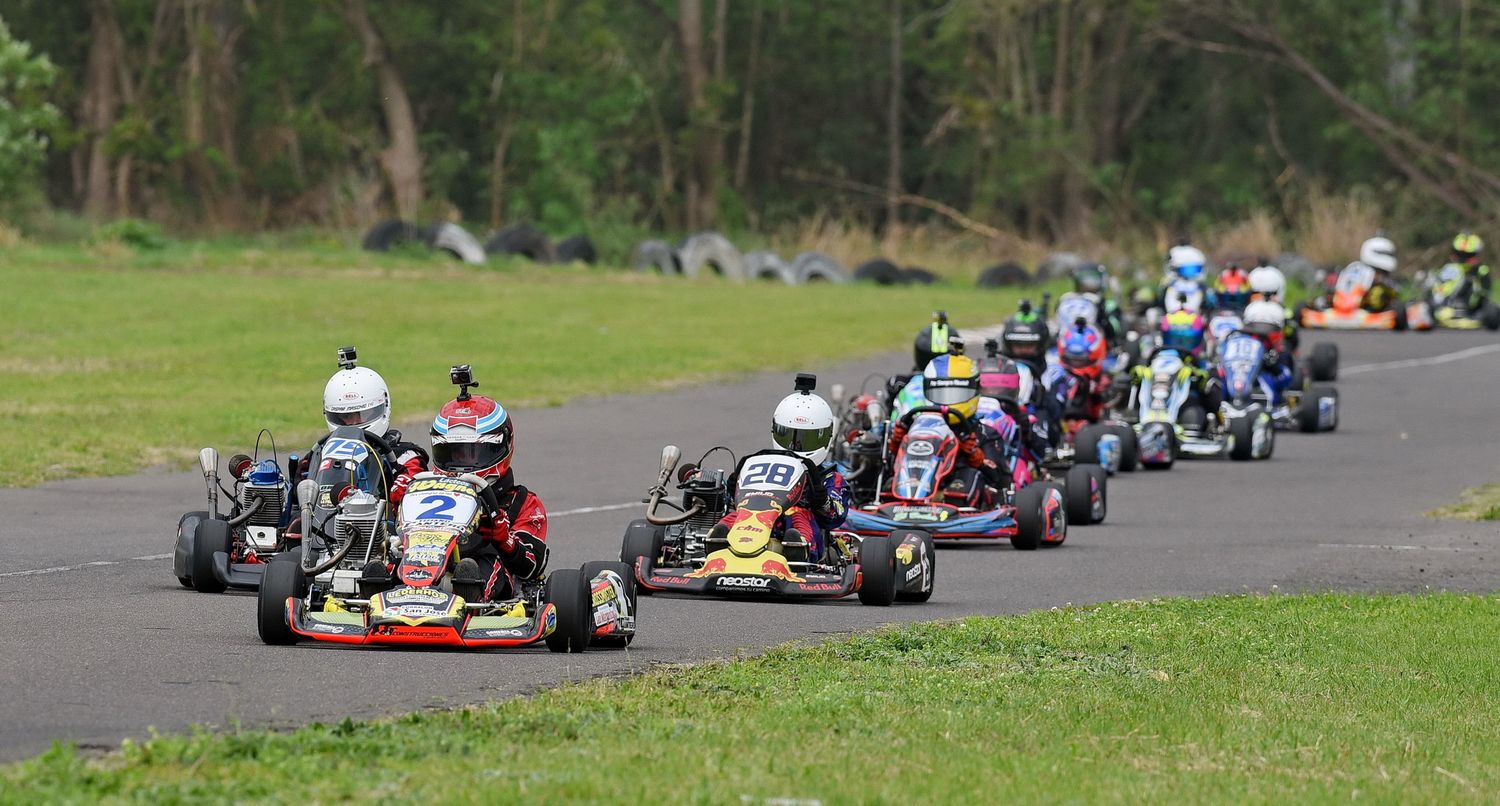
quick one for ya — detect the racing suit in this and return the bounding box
[467,469,549,597]
[977,397,1050,484]
[1458,262,1493,311]
[887,413,1011,495]
[710,459,850,560]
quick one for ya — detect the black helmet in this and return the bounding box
[912,310,954,370]
[1073,263,1106,295]
[1001,317,1047,362]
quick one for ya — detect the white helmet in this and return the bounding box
[1243,299,1287,329]
[323,367,391,436]
[1248,265,1286,300]
[1360,236,1397,273]
[1168,245,1207,269]
[771,375,835,465]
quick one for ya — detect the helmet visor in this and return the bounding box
[325,401,387,428]
[772,421,833,454]
[431,439,508,473]
[925,376,979,406]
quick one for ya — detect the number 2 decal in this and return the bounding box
[414,494,456,520]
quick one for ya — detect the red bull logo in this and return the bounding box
[686,556,727,579]
[759,558,805,583]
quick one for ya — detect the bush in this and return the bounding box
[94,218,169,251]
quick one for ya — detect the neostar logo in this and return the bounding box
[717,576,772,589]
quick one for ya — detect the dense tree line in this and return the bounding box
[3,1,1499,245]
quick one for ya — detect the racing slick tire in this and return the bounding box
[1310,343,1339,381]
[1065,463,1107,525]
[544,568,593,653]
[619,520,664,596]
[856,534,898,606]
[1393,304,1409,331]
[1073,423,1109,469]
[1012,483,1050,550]
[1108,424,1139,472]
[892,529,936,603]
[257,552,306,645]
[191,518,231,594]
[1482,303,1500,331]
[1137,422,1177,470]
[581,560,638,648]
[1300,386,1339,433]
[1228,413,1257,461]
[175,510,211,587]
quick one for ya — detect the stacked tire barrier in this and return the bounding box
[361,219,597,266]
[630,232,852,285]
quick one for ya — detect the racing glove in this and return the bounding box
[804,475,829,512]
[482,510,516,553]
[389,450,426,503]
[960,432,987,469]
[886,422,909,455]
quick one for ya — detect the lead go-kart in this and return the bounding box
[173,430,316,594]
[843,405,1105,550]
[1298,264,1433,331]
[622,446,934,606]
[258,459,636,652]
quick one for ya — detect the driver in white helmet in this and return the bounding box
[706,374,850,562]
[1248,261,1300,355]
[299,346,427,505]
[1161,244,1215,313]
[1241,300,1295,389]
[1343,236,1401,313]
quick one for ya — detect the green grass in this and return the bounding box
[1428,483,1500,521]
[6,593,1499,803]
[1,241,1040,485]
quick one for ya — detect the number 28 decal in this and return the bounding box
[740,458,802,490]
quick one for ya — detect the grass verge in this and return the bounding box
[2,242,1045,486]
[1427,483,1500,521]
[6,593,1500,803]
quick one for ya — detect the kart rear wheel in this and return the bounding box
[619,520,664,596]
[892,530,935,603]
[257,553,306,645]
[191,518,230,594]
[1012,483,1050,550]
[580,560,638,648]
[544,568,593,653]
[1300,386,1339,432]
[175,510,211,588]
[1108,424,1138,472]
[856,535,898,606]
[1310,343,1339,381]
[1073,423,1109,468]
[1393,305,1409,331]
[1066,464,1107,525]
[1482,303,1500,331]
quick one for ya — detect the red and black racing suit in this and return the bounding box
[709,458,850,560]
[466,470,549,599]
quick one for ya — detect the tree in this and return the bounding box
[0,15,59,210]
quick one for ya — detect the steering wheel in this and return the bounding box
[896,405,974,435]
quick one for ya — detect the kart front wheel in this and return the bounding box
[1310,342,1339,381]
[257,553,306,645]
[1108,424,1138,472]
[191,518,230,594]
[892,530,936,603]
[580,560,637,648]
[544,568,593,653]
[1228,414,1256,461]
[1012,484,1051,550]
[1066,464,1107,525]
[619,520,664,597]
[856,535,898,606]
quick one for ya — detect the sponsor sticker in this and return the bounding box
[716,576,772,589]
[593,603,618,626]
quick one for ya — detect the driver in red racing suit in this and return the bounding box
[428,379,548,600]
[706,377,850,561]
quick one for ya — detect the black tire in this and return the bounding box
[1074,423,1109,466]
[1228,413,1256,461]
[1139,423,1176,470]
[175,509,211,588]
[1393,304,1409,331]
[1108,424,1138,471]
[1301,386,1339,433]
[360,219,421,252]
[853,259,904,285]
[544,568,592,653]
[619,520,663,596]
[631,240,680,274]
[976,262,1029,288]
[1012,483,1049,550]
[678,232,746,280]
[1482,303,1500,331]
[484,222,554,261]
[580,560,637,648]
[856,534,898,606]
[257,553,306,645]
[1310,343,1339,381]
[791,251,849,284]
[901,267,939,285]
[554,234,597,265]
[892,530,936,603]
[191,518,230,594]
[1066,463,1106,525]
[745,250,797,284]
[1178,404,1207,431]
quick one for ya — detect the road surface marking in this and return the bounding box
[1317,543,1481,552]
[1342,343,1500,376]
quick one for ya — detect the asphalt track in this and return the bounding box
[2,330,1498,761]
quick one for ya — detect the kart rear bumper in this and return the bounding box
[212,553,268,590]
[844,507,1017,539]
[285,598,556,648]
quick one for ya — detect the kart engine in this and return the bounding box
[332,492,388,570]
[238,461,287,551]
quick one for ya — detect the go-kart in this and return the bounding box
[1044,363,1138,475]
[1122,349,1272,468]
[173,433,313,593]
[1220,332,1339,439]
[623,446,933,606]
[844,406,1104,550]
[1412,264,1500,331]
[258,471,635,651]
[1299,264,1432,330]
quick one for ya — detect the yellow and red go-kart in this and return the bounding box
[622,446,934,606]
[257,473,636,652]
[1298,264,1432,331]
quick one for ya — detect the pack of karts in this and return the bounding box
[622,445,935,605]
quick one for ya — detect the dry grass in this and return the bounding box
[1292,190,1383,265]
[1210,211,1281,264]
